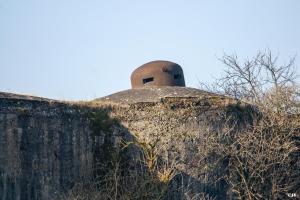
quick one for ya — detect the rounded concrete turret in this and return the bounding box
[131,61,185,89]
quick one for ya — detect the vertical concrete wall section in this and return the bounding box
[0,90,252,199]
[0,96,95,200]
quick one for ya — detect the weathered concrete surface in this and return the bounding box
[0,88,250,199]
[0,93,98,200]
[97,86,220,104]
[93,87,251,199]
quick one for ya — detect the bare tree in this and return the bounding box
[199,49,300,199]
[64,50,299,200]
[216,50,298,102]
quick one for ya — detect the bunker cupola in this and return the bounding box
[131,60,185,89]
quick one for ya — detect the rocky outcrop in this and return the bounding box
[0,94,96,200]
[0,88,253,200]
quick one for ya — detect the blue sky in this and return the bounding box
[1,0,299,100]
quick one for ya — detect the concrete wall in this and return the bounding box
[0,92,251,199]
[0,97,95,200]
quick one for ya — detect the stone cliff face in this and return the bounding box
[0,88,252,200]
[0,95,96,200]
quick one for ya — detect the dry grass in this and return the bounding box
[64,50,299,199]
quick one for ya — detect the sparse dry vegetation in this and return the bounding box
[199,49,300,199]
[64,50,299,200]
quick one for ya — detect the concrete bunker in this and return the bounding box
[131,60,186,88]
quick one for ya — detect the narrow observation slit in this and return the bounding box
[143,77,154,84]
[174,74,181,79]
[162,68,170,73]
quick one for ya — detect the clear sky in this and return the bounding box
[1,0,299,100]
